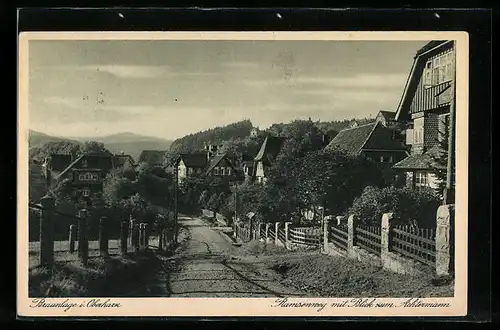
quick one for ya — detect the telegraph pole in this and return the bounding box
[444,41,456,205]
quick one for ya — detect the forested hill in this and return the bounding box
[169,119,254,154]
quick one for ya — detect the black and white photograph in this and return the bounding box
[18,31,468,317]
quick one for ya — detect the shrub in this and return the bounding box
[347,186,440,227]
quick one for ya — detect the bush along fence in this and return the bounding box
[235,204,454,277]
[28,195,175,269]
[323,205,455,276]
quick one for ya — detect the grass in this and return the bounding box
[266,254,454,298]
[29,251,166,297]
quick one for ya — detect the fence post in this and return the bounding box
[336,216,345,226]
[138,223,145,252]
[436,205,454,276]
[381,213,394,261]
[274,222,280,245]
[77,209,89,266]
[323,217,330,254]
[347,215,356,258]
[120,220,128,255]
[132,222,140,253]
[256,223,261,240]
[69,224,76,253]
[39,196,55,268]
[144,223,149,251]
[99,216,109,257]
[265,223,271,243]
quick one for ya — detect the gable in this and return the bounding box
[395,40,453,122]
[325,123,376,154]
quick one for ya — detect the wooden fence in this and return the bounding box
[28,198,172,269]
[354,225,382,256]
[268,226,276,240]
[289,227,322,247]
[329,223,348,251]
[391,225,436,267]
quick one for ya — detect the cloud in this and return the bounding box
[85,65,170,78]
[243,73,407,89]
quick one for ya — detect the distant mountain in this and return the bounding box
[29,130,79,149]
[29,130,172,161]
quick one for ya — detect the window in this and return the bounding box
[82,188,90,197]
[221,167,226,176]
[81,160,88,168]
[415,172,429,188]
[92,173,98,180]
[214,167,219,175]
[227,168,231,176]
[188,167,193,175]
[380,156,385,163]
[389,156,394,163]
[424,50,454,87]
[413,118,424,144]
[79,173,85,180]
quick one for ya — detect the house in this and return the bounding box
[204,153,240,181]
[137,150,166,165]
[375,110,398,128]
[176,153,209,183]
[325,121,408,164]
[254,136,286,184]
[392,40,455,191]
[43,151,132,200]
[250,127,259,138]
[175,144,241,184]
[347,120,359,129]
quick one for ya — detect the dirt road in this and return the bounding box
[167,216,306,297]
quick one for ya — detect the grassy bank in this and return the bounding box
[266,254,454,298]
[29,251,168,297]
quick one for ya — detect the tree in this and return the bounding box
[82,141,112,154]
[296,149,386,218]
[347,185,440,227]
[102,169,137,206]
[429,116,453,197]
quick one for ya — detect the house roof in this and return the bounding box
[204,153,235,175]
[47,154,73,172]
[179,153,208,168]
[392,145,446,170]
[325,121,407,154]
[138,150,165,164]
[395,40,453,122]
[254,136,285,165]
[378,110,396,121]
[54,152,115,180]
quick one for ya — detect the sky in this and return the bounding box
[28,39,429,140]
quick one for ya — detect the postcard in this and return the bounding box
[18,31,468,317]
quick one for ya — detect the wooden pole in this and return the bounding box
[444,41,456,205]
[78,209,89,266]
[120,220,128,255]
[39,196,55,268]
[69,224,76,253]
[99,216,109,257]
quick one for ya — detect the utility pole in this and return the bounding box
[233,183,238,230]
[444,41,456,205]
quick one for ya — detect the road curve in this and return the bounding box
[167,216,306,298]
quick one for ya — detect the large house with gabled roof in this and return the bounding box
[42,151,135,201]
[325,121,408,164]
[392,40,455,192]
